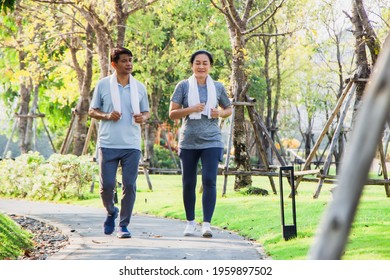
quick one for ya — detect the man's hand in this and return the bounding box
[133,113,145,124]
[107,111,121,121]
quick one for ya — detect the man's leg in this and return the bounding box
[119,149,141,228]
[99,148,120,215]
[99,148,120,234]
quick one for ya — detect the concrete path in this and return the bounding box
[0,199,267,260]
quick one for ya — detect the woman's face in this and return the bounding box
[192,54,212,81]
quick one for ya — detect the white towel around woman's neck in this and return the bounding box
[110,71,140,124]
[187,74,217,119]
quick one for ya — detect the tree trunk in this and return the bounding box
[230,30,252,190]
[15,7,31,154]
[272,33,281,134]
[334,29,345,174]
[354,0,380,65]
[145,121,157,167]
[72,24,94,155]
[262,35,272,164]
[304,131,312,163]
[351,0,370,126]
[95,28,113,78]
[114,0,127,47]
[24,84,38,152]
[210,0,285,190]
[145,83,162,168]
[75,4,114,78]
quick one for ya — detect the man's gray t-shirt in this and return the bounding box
[171,79,231,150]
[90,75,149,150]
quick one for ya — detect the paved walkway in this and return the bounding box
[0,199,267,260]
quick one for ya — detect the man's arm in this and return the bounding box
[88,108,121,121]
[133,111,150,124]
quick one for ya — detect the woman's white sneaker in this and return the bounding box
[202,222,213,238]
[183,221,196,236]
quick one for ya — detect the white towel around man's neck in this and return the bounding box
[110,71,140,124]
[187,74,217,119]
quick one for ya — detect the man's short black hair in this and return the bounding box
[190,50,214,65]
[111,47,133,63]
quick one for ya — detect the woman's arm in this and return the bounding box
[169,101,205,120]
[210,106,232,119]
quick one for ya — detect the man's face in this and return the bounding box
[112,54,133,75]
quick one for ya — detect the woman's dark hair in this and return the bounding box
[190,50,214,65]
[111,47,133,63]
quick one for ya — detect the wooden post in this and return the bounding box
[377,118,390,177]
[222,103,235,197]
[377,137,390,196]
[222,98,287,196]
[309,34,390,259]
[141,122,153,191]
[82,118,96,155]
[41,119,56,153]
[314,82,357,198]
[245,96,287,166]
[139,157,153,191]
[60,111,76,154]
[274,133,288,164]
[2,118,18,158]
[246,101,279,194]
[295,79,355,190]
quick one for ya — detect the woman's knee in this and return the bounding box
[202,174,217,189]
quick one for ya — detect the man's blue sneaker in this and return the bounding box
[117,226,131,238]
[103,207,119,235]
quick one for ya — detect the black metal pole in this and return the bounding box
[279,166,297,240]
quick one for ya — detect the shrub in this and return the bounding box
[0,152,45,198]
[153,144,180,169]
[0,152,98,200]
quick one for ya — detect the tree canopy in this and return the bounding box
[0,0,389,188]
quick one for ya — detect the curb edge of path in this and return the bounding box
[1,209,85,260]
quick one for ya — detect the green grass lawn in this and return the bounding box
[75,173,390,260]
[2,170,390,260]
[0,214,33,260]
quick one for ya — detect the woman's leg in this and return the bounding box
[200,148,223,223]
[179,149,201,221]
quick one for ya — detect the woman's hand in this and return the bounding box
[193,103,205,113]
[210,108,220,118]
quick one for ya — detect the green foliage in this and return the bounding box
[128,0,231,124]
[239,186,269,196]
[45,154,98,199]
[0,1,83,141]
[0,152,98,200]
[0,0,15,14]
[0,152,45,197]
[153,144,179,169]
[0,214,33,260]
